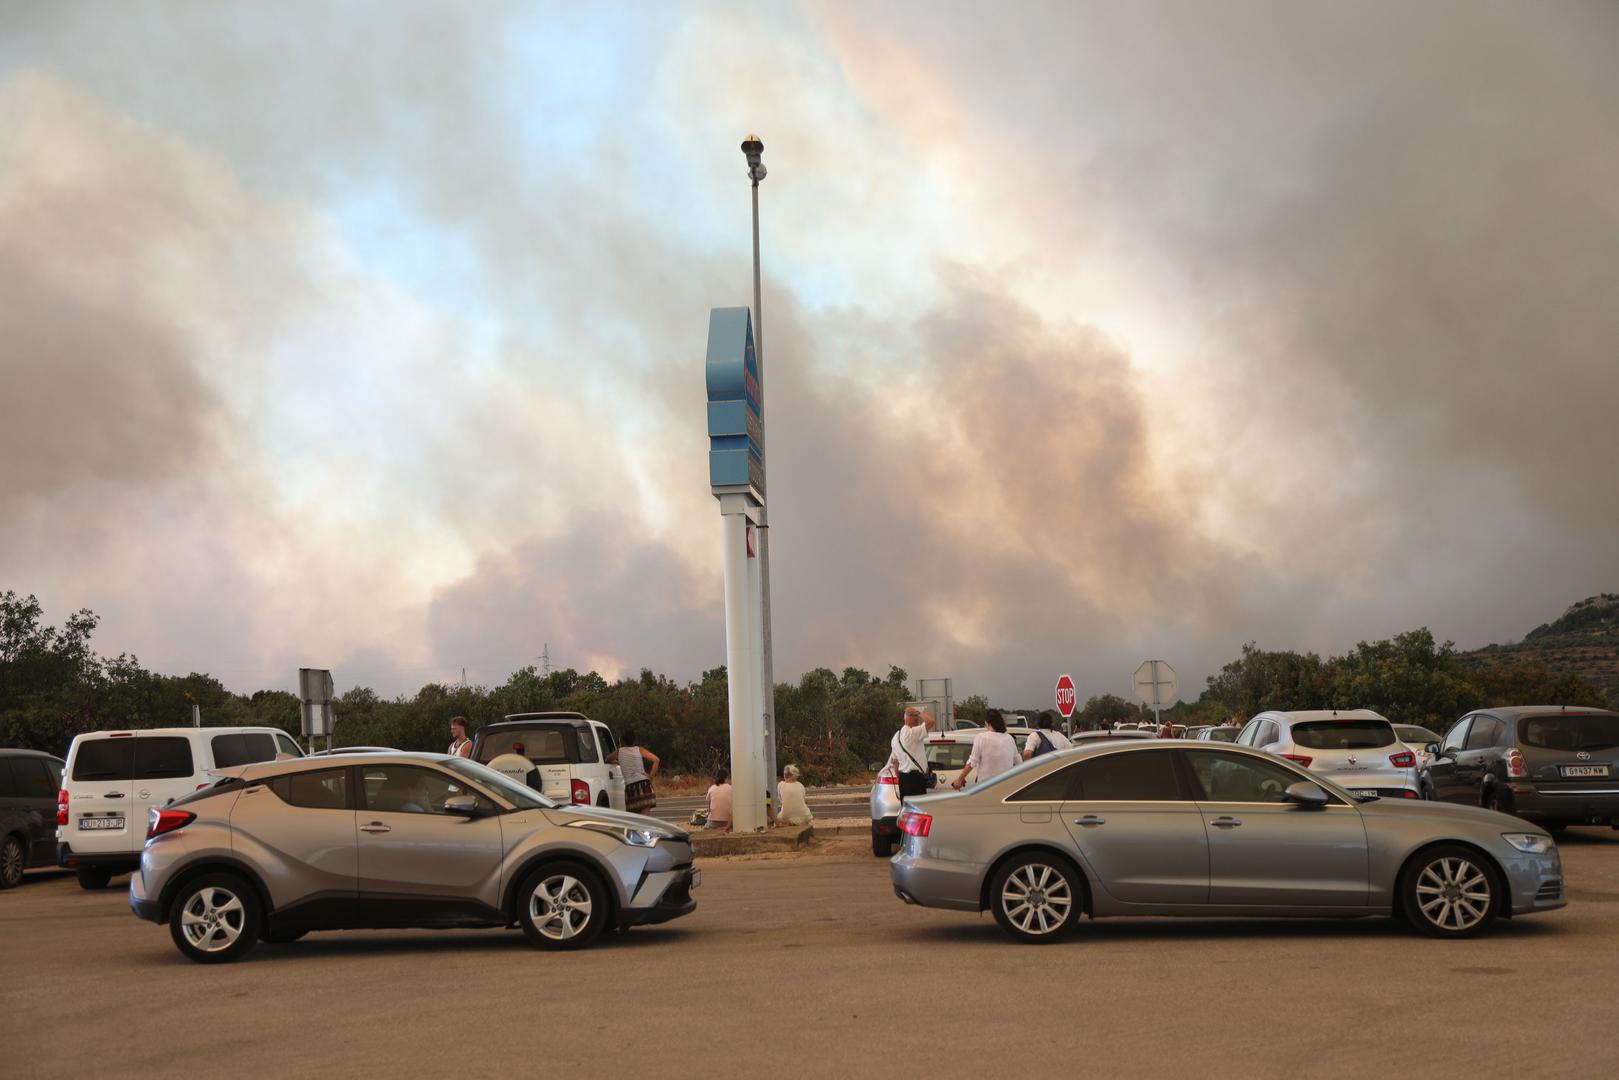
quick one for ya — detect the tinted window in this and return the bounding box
[1185,751,1326,804]
[1465,717,1503,751]
[271,768,350,810]
[926,743,971,770]
[1008,763,1082,801]
[361,766,492,815]
[1071,750,1184,801]
[0,762,15,797]
[1520,713,1619,752]
[211,732,279,768]
[596,726,617,758]
[275,734,304,759]
[1394,726,1441,745]
[473,726,575,765]
[72,738,136,781]
[1441,718,1472,754]
[135,737,194,780]
[1292,720,1395,750]
[9,758,57,799]
[576,729,599,763]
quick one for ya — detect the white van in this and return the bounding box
[471,712,626,810]
[57,726,303,889]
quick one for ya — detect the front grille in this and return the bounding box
[1536,879,1563,902]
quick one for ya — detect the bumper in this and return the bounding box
[128,868,162,922]
[57,842,141,873]
[1498,846,1567,916]
[1508,787,1619,824]
[620,865,699,927]
[890,848,983,913]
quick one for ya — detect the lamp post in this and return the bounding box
[741,134,777,786]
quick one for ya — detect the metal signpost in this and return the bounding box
[706,307,769,832]
[1055,674,1077,735]
[299,667,335,754]
[1133,660,1178,732]
[741,135,778,786]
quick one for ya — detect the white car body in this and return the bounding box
[1235,709,1421,799]
[471,712,627,810]
[1392,724,1443,796]
[57,726,304,881]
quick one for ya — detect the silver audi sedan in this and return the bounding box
[890,741,1564,943]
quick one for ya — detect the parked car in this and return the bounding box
[1072,729,1155,742]
[471,712,625,810]
[1,749,65,888]
[1425,707,1619,831]
[1392,724,1443,795]
[1235,710,1420,799]
[128,752,697,962]
[889,741,1563,942]
[1195,727,1240,743]
[57,726,304,890]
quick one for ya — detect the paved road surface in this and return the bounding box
[6,831,1619,1079]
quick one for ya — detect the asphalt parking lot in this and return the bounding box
[6,830,1619,1080]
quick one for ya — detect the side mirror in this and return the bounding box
[443,794,483,817]
[1425,742,1440,755]
[1283,781,1329,808]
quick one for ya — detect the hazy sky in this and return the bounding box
[3,1,1616,705]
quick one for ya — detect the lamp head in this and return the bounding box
[741,133,766,182]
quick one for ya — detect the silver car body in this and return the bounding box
[891,742,1563,925]
[1236,710,1421,797]
[129,753,696,938]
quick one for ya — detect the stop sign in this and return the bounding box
[1054,674,1077,718]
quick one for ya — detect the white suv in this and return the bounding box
[57,726,304,889]
[1235,709,1420,799]
[471,713,627,809]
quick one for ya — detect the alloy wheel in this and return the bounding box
[179,886,247,952]
[0,837,23,888]
[1000,862,1073,936]
[1414,856,1492,932]
[529,874,594,941]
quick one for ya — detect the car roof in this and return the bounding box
[1473,706,1619,719]
[0,748,63,760]
[69,726,291,739]
[234,751,456,782]
[1254,709,1390,725]
[490,712,592,727]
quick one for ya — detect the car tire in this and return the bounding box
[1400,845,1501,939]
[871,826,895,858]
[517,861,608,950]
[989,852,1082,944]
[168,873,263,964]
[75,867,113,891]
[596,792,609,808]
[260,928,309,944]
[0,835,25,889]
[1486,787,1516,816]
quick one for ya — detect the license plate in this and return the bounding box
[1352,789,1379,797]
[689,868,702,890]
[1561,765,1610,778]
[78,817,123,830]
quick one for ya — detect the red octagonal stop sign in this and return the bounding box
[1055,674,1077,718]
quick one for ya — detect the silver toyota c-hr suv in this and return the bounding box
[129,753,698,963]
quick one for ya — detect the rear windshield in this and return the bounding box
[474,726,580,765]
[926,743,971,770]
[1520,714,1619,752]
[1394,726,1441,744]
[211,732,280,768]
[1291,720,1396,750]
[73,738,136,781]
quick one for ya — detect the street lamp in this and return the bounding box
[740,133,776,783]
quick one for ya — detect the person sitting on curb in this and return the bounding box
[777,764,812,827]
[706,768,733,831]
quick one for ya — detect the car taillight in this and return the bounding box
[1281,754,1313,767]
[146,809,195,841]
[1506,748,1528,779]
[877,773,899,786]
[570,779,591,805]
[1401,790,1418,798]
[1389,751,1416,768]
[57,789,69,826]
[898,810,932,837]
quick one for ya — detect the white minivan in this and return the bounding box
[57,726,303,889]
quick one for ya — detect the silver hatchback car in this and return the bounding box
[129,753,698,963]
[891,741,1564,943]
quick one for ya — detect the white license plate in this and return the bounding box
[689,868,702,889]
[78,817,123,830]
[1352,789,1379,797]
[1561,765,1610,778]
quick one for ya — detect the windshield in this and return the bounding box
[1394,725,1441,744]
[926,743,972,770]
[444,757,558,809]
[1291,720,1396,750]
[1520,714,1619,752]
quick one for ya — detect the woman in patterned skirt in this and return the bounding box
[608,728,660,814]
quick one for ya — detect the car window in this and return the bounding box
[576,728,599,763]
[1441,718,1472,754]
[270,767,351,810]
[275,734,304,759]
[1007,763,1082,801]
[443,757,557,810]
[9,758,57,799]
[1070,749,1184,801]
[72,738,136,781]
[1520,714,1619,752]
[1395,726,1441,744]
[0,762,15,798]
[135,737,194,780]
[474,726,575,765]
[1464,716,1502,750]
[596,726,617,759]
[361,765,492,815]
[926,742,972,770]
[1184,751,1333,804]
[1257,720,1279,746]
[211,732,279,768]
[1235,721,1258,747]
[1292,720,1397,750]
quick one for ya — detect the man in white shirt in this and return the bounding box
[887,706,936,800]
[1022,714,1073,761]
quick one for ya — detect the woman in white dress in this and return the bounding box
[952,709,1019,790]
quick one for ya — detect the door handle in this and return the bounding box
[360,823,391,834]
[1211,817,1243,828]
[105,792,126,799]
[1072,815,1106,826]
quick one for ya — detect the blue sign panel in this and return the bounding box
[706,307,765,502]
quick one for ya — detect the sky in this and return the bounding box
[2,1,1617,706]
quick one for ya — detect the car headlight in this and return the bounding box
[1501,832,1553,854]
[567,820,661,847]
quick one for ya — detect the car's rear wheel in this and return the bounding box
[0,835,25,889]
[1401,845,1500,939]
[169,873,262,963]
[989,853,1080,944]
[75,867,113,891]
[871,825,895,858]
[518,861,608,950]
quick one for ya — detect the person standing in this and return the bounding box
[953,710,1018,790]
[607,728,660,814]
[447,716,473,758]
[886,705,936,801]
[1022,712,1073,761]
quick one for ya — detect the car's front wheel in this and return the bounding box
[518,861,608,950]
[0,835,25,889]
[1401,845,1500,938]
[169,873,263,963]
[989,853,1081,944]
